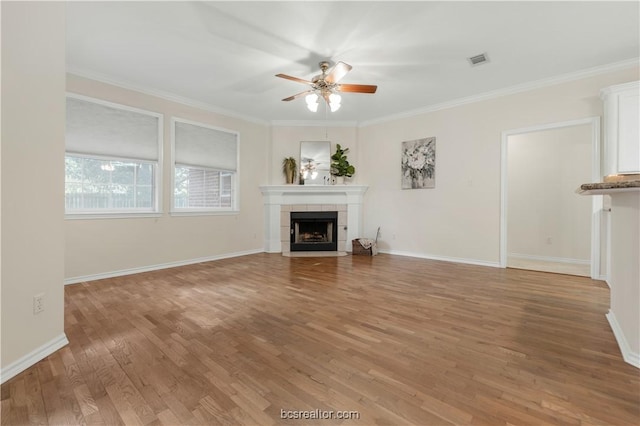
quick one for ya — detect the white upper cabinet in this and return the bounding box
[601,81,640,175]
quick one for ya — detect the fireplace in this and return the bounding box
[290,211,338,252]
[259,185,368,254]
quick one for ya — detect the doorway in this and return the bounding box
[500,117,601,278]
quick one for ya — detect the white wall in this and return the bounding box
[357,67,639,265]
[65,75,270,281]
[608,192,640,367]
[507,125,592,262]
[1,2,67,378]
[270,125,358,185]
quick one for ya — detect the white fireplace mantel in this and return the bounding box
[259,185,368,253]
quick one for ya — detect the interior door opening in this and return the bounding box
[500,118,602,278]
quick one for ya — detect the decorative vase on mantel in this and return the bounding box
[334,176,345,185]
[282,157,297,184]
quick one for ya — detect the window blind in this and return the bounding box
[175,121,238,172]
[66,97,160,161]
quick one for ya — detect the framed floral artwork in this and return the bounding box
[401,137,435,189]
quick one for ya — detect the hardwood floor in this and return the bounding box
[2,253,639,425]
[506,256,590,277]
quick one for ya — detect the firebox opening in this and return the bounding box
[290,211,338,252]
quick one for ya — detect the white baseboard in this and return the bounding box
[508,253,590,265]
[378,249,500,268]
[64,248,264,285]
[1,333,69,384]
[606,310,640,369]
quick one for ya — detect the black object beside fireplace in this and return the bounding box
[290,211,338,252]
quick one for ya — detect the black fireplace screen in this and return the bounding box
[290,211,338,252]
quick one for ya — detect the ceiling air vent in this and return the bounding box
[468,53,489,66]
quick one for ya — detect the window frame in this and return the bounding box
[65,152,159,217]
[64,93,163,219]
[170,117,240,216]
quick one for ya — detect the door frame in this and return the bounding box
[500,117,602,279]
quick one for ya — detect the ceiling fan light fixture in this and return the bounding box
[329,93,341,112]
[305,93,319,112]
[277,61,376,113]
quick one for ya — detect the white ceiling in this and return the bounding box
[66,1,640,124]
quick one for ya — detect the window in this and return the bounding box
[172,119,239,213]
[65,95,162,215]
[174,168,232,209]
[65,155,154,210]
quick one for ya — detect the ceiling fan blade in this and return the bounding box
[282,90,314,101]
[337,84,378,94]
[275,74,313,85]
[324,61,352,84]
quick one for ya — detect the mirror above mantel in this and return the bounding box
[300,141,330,185]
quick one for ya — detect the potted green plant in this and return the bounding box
[330,144,355,184]
[282,157,297,184]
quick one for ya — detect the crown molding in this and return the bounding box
[66,66,270,126]
[358,58,640,128]
[68,58,638,130]
[271,120,358,128]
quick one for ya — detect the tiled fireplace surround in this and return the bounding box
[281,204,346,254]
[259,185,368,254]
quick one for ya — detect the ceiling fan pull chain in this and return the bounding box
[324,103,328,139]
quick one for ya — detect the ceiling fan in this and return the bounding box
[276,61,377,112]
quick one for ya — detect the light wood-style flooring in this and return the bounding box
[2,253,639,425]
[507,256,591,277]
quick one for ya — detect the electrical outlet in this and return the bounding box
[546,236,552,245]
[33,293,44,314]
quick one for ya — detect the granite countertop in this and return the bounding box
[577,180,640,195]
